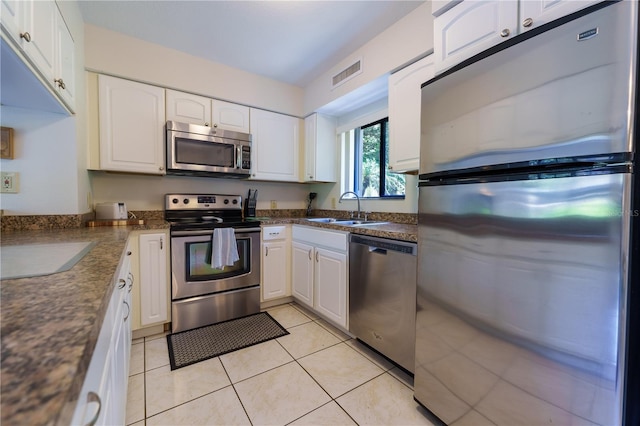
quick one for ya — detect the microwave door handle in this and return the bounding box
[236,145,242,169]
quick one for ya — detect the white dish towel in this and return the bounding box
[211,228,239,269]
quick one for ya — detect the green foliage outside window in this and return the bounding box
[358,118,405,198]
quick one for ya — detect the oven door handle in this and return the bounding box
[171,227,262,237]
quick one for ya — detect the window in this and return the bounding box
[346,118,405,198]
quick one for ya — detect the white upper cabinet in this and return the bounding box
[53,8,74,110]
[433,0,601,74]
[388,55,435,173]
[1,0,75,112]
[249,108,300,182]
[22,0,56,84]
[166,89,250,133]
[212,99,250,133]
[303,113,337,182]
[519,0,601,33]
[99,75,166,175]
[434,0,517,74]
[166,90,211,126]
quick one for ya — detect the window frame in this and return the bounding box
[353,117,405,199]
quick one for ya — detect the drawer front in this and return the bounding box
[292,225,348,252]
[262,225,288,241]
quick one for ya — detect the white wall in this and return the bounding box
[90,172,313,212]
[84,25,304,117]
[303,2,433,116]
[0,0,88,215]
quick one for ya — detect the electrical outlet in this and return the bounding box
[331,197,336,209]
[270,200,277,209]
[1,172,19,193]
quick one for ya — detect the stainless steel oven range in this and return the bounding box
[165,193,261,333]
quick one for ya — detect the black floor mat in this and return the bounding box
[166,312,289,370]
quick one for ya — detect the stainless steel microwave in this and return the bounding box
[166,121,251,178]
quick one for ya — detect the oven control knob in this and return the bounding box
[232,199,238,204]
[224,199,229,204]
[172,198,179,204]
[183,198,189,204]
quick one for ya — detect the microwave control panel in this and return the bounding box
[241,146,251,170]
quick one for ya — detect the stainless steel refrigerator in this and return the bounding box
[414,2,639,425]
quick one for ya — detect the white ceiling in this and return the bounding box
[78,0,425,88]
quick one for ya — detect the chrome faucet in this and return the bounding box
[339,191,361,219]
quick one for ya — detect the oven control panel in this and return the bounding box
[165,194,242,210]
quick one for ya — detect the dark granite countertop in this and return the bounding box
[0,220,169,426]
[257,217,418,243]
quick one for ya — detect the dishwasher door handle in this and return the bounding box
[368,246,387,255]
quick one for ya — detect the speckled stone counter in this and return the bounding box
[257,217,418,242]
[0,220,169,426]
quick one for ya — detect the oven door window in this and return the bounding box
[186,237,250,281]
[175,137,235,168]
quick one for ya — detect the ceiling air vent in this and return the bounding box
[331,58,362,89]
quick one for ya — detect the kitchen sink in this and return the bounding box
[333,220,389,226]
[306,217,338,223]
[305,217,388,226]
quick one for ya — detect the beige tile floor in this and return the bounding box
[126,302,435,426]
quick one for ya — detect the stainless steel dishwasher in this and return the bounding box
[349,234,417,373]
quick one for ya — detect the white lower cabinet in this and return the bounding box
[291,240,314,307]
[291,225,348,329]
[72,243,133,426]
[314,247,347,326]
[261,225,291,301]
[132,231,170,329]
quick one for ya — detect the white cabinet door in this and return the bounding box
[434,0,518,74]
[388,55,435,173]
[139,233,168,326]
[99,75,166,175]
[212,99,250,133]
[0,0,23,45]
[519,0,601,32]
[262,240,288,301]
[21,0,56,84]
[53,8,74,111]
[249,108,300,182]
[314,248,348,328]
[303,113,337,182]
[165,90,211,126]
[292,241,314,308]
[72,243,132,426]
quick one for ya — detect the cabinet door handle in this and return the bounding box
[127,272,134,292]
[265,247,269,256]
[500,28,510,37]
[85,391,101,426]
[123,301,130,322]
[160,237,163,250]
[118,278,126,289]
[308,249,312,260]
[20,32,31,42]
[315,251,319,263]
[54,78,66,90]
[522,17,533,28]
